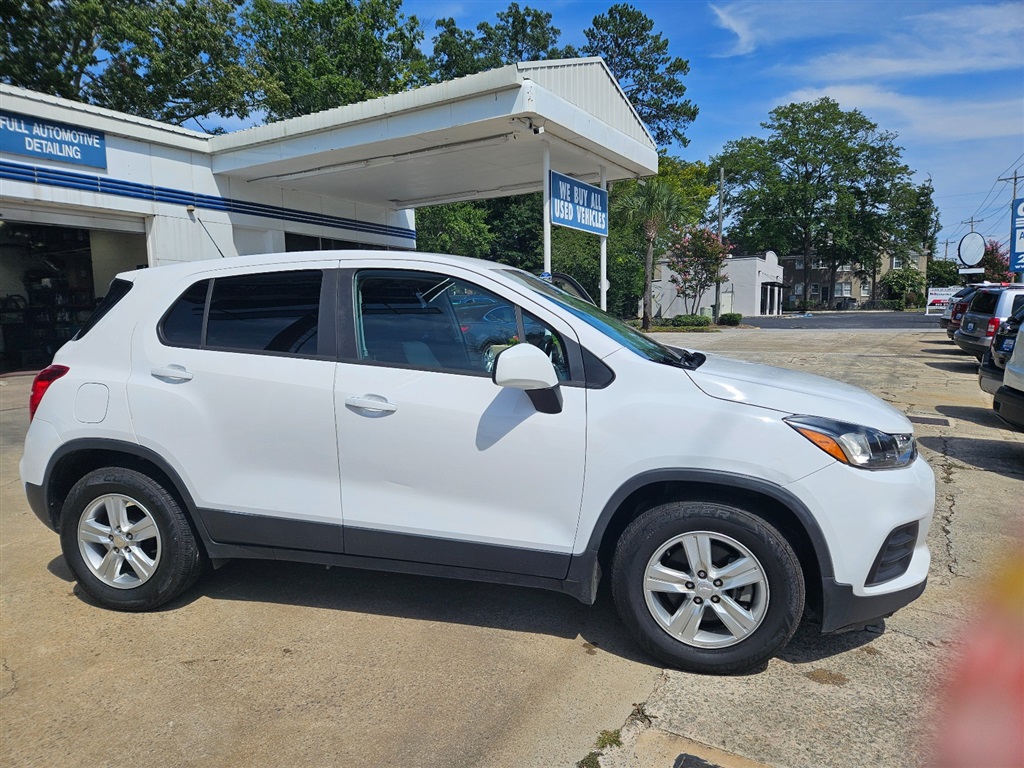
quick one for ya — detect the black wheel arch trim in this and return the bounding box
[39,438,214,545]
[581,468,836,581]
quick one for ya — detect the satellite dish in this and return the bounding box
[958,232,985,267]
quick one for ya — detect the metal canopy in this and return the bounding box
[209,58,659,210]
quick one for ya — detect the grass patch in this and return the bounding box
[576,751,602,768]
[596,730,622,750]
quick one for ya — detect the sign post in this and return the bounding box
[1012,197,1024,274]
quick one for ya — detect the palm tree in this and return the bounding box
[614,177,686,329]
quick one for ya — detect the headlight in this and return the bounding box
[784,415,916,470]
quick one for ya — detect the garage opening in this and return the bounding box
[0,221,146,372]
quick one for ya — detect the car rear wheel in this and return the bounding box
[59,467,204,611]
[612,500,804,674]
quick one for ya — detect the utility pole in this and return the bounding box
[961,216,984,233]
[714,166,724,324]
[997,170,1021,282]
[941,239,951,260]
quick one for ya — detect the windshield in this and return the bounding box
[502,270,700,368]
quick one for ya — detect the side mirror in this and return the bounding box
[493,343,562,414]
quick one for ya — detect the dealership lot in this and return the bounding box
[3,326,1021,768]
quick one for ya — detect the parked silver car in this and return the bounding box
[954,287,1024,360]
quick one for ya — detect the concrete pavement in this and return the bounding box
[2,326,1021,767]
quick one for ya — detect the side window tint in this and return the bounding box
[354,270,570,380]
[161,280,209,347]
[357,271,476,371]
[522,310,570,382]
[1011,294,1024,316]
[75,278,133,340]
[205,271,322,355]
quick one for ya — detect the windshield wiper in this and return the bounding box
[665,346,706,370]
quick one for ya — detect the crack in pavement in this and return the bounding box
[936,437,961,578]
[1,658,18,700]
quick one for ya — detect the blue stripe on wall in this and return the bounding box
[0,159,417,241]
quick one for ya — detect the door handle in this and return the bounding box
[151,365,194,382]
[345,394,397,413]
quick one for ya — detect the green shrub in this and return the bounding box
[671,314,712,327]
[718,313,743,326]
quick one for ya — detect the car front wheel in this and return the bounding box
[59,467,204,611]
[612,500,804,674]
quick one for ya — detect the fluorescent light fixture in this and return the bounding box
[390,190,483,208]
[251,133,516,184]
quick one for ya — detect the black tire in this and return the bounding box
[59,467,204,611]
[611,500,804,675]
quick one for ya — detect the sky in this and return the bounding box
[401,0,1024,260]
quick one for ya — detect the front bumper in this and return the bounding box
[820,577,927,632]
[993,385,1024,430]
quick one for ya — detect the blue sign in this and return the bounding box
[550,171,608,237]
[1012,197,1024,273]
[0,111,106,168]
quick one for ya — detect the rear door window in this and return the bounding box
[160,270,324,356]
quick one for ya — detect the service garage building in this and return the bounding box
[0,58,658,372]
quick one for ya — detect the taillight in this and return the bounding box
[986,318,1000,337]
[29,365,69,421]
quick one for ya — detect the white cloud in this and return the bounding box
[781,84,1024,142]
[797,2,1024,79]
[708,0,881,57]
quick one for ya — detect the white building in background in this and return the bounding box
[0,58,657,371]
[653,251,785,319]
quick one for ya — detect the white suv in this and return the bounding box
[20,252,934,674]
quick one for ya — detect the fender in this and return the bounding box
[581,468,836,580]
[39,438,211,541]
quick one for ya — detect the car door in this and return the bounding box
[334,263,586,578]
[127,263,344,552]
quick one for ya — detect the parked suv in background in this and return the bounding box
[994,328,1024,430]
[954,286,1024,359]
[20,252,935,675]
[978,304,1024,395]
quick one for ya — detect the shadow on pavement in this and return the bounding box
[934,404,1005,429]
[181,559,654,664]
[920,434,1024,480]
[778,617,879,664]
[925,361,978,374]
[46,556,74,582]
[920,346,972,356]
[56,554,892,673]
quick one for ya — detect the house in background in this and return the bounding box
[653,250,784,318]
[779,249,928,309]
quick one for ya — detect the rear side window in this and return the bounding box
[1010,294,1024,316]
[161,280,210,347]
[206,271,322,355]
[160,271,323,356]
[73,278,133,340]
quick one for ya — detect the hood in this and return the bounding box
[686,353,913,434]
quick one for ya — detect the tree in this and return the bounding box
[980,239,1012,283]
[927,259,961,289]
[243,0,429,122]
[666,227,730,314]
[614,177,686,329]
[880,265,926,307]
[1,0,258,127]
[430,2,571,80]
[415,203,494,258]
[716,98,912,306]
[582,3,697,147]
